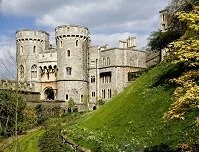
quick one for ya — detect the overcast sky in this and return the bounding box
[0,0,170,79]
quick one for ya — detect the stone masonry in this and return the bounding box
[15,25,147,110]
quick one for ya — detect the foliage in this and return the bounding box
[35,104,47,125]
[143,143,179,152]
[0,90,26,136]
[39,126,72,152]
[68,98,76,113]
[164,7,199,120]
[147,0,199,51]
[23,107,37,130]
[147,30,182,51]
[82,95,89,112]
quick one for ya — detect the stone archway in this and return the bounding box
[44,87,55,100]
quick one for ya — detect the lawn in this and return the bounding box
[63,62,199,151]
[3,129,44,152]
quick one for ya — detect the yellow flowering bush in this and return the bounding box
[165,7,199,121]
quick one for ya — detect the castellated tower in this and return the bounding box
[55,25,89,105]
[16,29,50,92]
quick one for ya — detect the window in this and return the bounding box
[75,40,78,46]
[20,46,23,54]
[103,58,106,65]
[20,65,24,78]
[107,57,110,65]
[33,46,36,53]
[162,14,165,22]
[66,94,69,100]
[81,94,83,102]
[108,89,112,98]
[67,50,70,57]
[128,71,142,81]
[102,89,105,99]
[31,65,37,78]
[66,67,72,75]
[91,76,95,83]
[100,72,112,83]
[60,41,63,48]
[92,92,95,97]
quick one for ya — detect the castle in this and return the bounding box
[15,25,147,110]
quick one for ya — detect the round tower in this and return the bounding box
[16,29,50,92]
[55,25,89,105]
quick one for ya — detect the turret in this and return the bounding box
[55,25,90,105]
[16,29,50,91]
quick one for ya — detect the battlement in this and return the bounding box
[16,29,50,42]
[55,25,89,39]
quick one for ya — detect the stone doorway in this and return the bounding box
[44,87,55,100]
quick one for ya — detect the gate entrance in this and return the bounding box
[44,87,55,100]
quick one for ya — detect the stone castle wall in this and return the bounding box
[15,24,162,110]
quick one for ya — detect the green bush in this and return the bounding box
[39,127,72,152]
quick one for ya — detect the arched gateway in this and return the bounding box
[44,87,55,100]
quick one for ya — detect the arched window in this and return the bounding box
[19,65,24,78]
[31,65,37,78]
[107,57,110,65]
[103,58,106,65]
[75,40,78,46]
[67,50,70,57]
[66,67,72,75]
[33,46,36,53]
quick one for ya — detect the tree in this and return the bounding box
[164,6,199,120]
[0,90,26,136]
[147,0,199,51]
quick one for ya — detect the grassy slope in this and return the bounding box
[3,129,44,152]
[65,62,198,151]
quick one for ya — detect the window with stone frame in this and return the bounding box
[100,72,112,83]
[81,94,83,102]
[91,75,95,83]
[75,40,79,46]
[108,89,112,98]
[60,40,63,48]
[20,65,24,78]
[66,94,69,100]
[66,67,72,75]
[102,89,105,99]
[31,65,37,78]
[107,57,110,65]
[33,46,36,53]
[92,92,95,97]
[67,50,70,57]
[20,46,23,54]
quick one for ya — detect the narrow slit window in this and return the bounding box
[76,40,78,46]
[33,46,36,53]
[67,50,70,57]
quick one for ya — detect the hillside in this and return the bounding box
[64,62,198,151]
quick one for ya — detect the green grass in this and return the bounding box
[2,114,84,152]
[3,129,44,152]
[64,62,198,151]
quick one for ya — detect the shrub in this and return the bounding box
[39,127,72,152]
